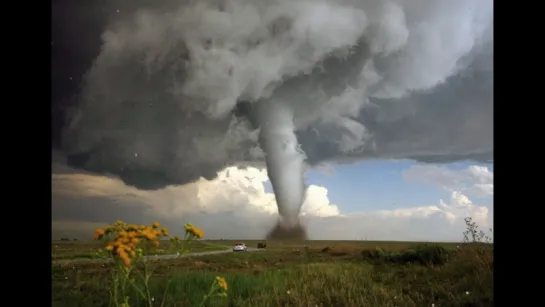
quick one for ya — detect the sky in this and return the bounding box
[52,154,493,242]
[304,160,493,214]
[51,0,493,242]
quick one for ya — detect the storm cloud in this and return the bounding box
[55,0,493,191]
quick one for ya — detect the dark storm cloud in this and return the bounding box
[53,0,493,190]
[52,160,151,225]
[302,40,493,165]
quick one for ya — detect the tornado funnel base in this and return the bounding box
[266,221,308,240]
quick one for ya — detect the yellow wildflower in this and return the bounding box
[184,223,204,239]
[93,228,105,240]
[216,276,228,291]
[92,220,171,268]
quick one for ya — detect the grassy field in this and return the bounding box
[52,240,228,260]
[205,239,460,251]
[52,239,493,306]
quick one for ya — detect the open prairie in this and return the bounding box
[52,236,492,307]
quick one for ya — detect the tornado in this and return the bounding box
[55,0,493,242]
[257,100,308,240]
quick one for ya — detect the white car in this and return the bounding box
[233,243,248,252]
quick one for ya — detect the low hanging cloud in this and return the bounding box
[52,220,110,240]
[52,154,491,241]
[53,158,338,220]
[402,164,493,198]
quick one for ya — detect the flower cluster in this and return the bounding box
[91,220,223,307]
[215,276,228,291]
[184,223,204,239]
[93,220,168,267]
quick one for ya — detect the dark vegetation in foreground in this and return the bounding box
[53,244,492,306]
[52,218,492,306]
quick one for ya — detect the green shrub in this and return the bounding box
[399,244,451,265]
[360,248,387,261]
[361,244,451,266]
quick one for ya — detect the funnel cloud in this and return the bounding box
[258,101,306,230]
[55,0,493,237]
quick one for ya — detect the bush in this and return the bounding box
[399,244,451,265]
[361,244,451,266]
[360,247,387,261]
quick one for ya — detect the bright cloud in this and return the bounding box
[402,164,493,197]
[52,165,339,219]
[52,158,492,242]
[439,191,490,227]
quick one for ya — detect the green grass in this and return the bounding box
[205,239,460,251]
[52,241,492,307]
[52,240,228,260]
